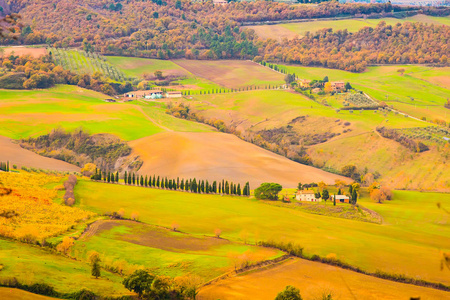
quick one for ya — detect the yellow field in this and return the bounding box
[129,131,350,188]
[198,258,450,300]
[0,172,94,240]
[0,288,57,300]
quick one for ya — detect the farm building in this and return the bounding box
[331,195,350,203]
[298,79,311,88]
[330,81,345,92]
[296,190,319,202]
[213,0,228,4]
[124,90,164,99]
[166,91,182,98]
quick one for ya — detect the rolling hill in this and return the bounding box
[129,131,350,188]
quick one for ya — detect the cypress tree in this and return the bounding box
[128,173,132,185]
[233,184,237,195]
[152,175,156,187]
[161,178,165,189]
[157,176,160,188]
[205,181,209,194]
[103,171,106,181]
[352,189,358,205]
[225,181,229,194]
[115,171,119,183]
[191,178,197,192]
[169,179,173,190]
[132,173,135,185]
[218,182,222,194]
[349,184,353,196]
[145,175,148,187]
[237,184,241,196]
[333,194,336,206]
[213,181,217,193]
[140,175,144,186]
[107,172,111,183]
[180,179,184,190]
[165,178,168,189]
[6,161,9,172]
[177,177,180,189]
[185,179,189,191]
[124,171,127,184]
[197,182,201,193]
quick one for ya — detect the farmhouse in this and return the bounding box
[213,0,228,5]
[330,81,345,92]
[331,195,350,203]
[124,90,164,99]
[298,79,311,88]
[296,190,319,202]
[166,91,182,98]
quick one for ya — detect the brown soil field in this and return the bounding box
[81,219,230,252]
[0,135,79,172]
[172,59,285,88]
[1,47,47,58]
[0,288,57,300]
[244,24,299,41]
[130,132,350,188]
[198,258,450,300]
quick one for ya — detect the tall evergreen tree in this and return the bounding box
[218,182,222,194]
[191,178,197,192]
[132,173,136,185]
[349,184,353,196]
[177,177,180,189]
[333,194,336,206]
[185,180,189,191]
[145,175,148,187]
[107,172,111,183]
[205,181,209,194]
[128,173,132,185]
[165,177,168,189]
[124,171,127,184]
[225,181,229,194]
[157,176,160,187]
[352,189,358,205]
[6,161,9,172]
[180,179,184,190]
[140,175,144,186]
[201,180,205,193]
[237,183,241,196]
[115,171,119,183]
[169,179,173,190]
[213,181,217,193]
[152,175,156,187]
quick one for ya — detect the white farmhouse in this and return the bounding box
[296,190,319,202]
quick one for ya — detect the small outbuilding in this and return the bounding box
[166,91,182,98]
[331,195,350,203]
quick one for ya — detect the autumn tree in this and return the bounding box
[275,285,302,300]
[57,236,74,255]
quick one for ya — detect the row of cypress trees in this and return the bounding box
[0,161,10,172]
[92,169,251,196]
[182,84,285,96]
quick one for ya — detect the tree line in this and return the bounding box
[90,168,251,196]
[0,161,10,172]
[2,1,449,72]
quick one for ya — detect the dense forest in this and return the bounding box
[1,1,449,71]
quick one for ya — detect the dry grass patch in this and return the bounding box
[130,131,350,188]
[172,59,284,88]
[198,258,450,300]
[0,135,79,172]
[1,47,47,58]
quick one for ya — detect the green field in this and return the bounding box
[72,220,282,280]
[278,65,450,123]
[74,180,450,285]
[0,239,128,296]
[192,89,426,131]
[0,85,213,140]
[280,15,450,36]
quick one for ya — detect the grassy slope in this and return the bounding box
[189,89,450,190]
[279,65,450,123]
[0,85,212,140]
[74,180,450,285]
[198,257,450,300]
[107,56,223,90]
[0,239,129,296]
[72,221,282,280]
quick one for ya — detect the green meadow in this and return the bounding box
[74,180,450,285]
[192,89,426,132]
[0,85,213,140]
[277,64,450,122]
[0,239,128,296]
[72,221,282,280]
